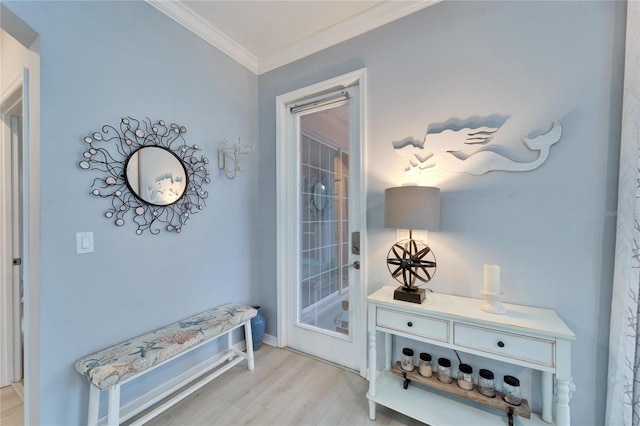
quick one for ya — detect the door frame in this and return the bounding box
[275,68,368,377]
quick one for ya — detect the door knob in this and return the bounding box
[343,260,360,270]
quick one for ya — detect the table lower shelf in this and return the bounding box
[391,362,530,419]
[368,370,553,426]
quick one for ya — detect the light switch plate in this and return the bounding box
[76,232,94,254]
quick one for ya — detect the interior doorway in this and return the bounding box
[276,69,368,376]
[0,69,26,389]
[0,15,41,424]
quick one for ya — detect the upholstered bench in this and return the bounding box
[75,304,257,426]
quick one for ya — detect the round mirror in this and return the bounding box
[312,179,328,211]
[125,146,188,206]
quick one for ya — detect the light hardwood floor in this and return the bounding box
[0,382,24,426]
[0,347,422,426]
[134,345,424,426]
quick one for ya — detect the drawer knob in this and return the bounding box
[497,341,505,348]
[407,321,413,327]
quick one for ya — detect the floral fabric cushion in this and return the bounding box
[75,304,257,390]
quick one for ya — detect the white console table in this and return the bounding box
[366,286,575,426]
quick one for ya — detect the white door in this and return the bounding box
[276,70,367,373]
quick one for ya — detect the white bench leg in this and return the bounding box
[244,319,254,370]
[227,331,234,361]
[88,384,100,426]
[107,384,120,426]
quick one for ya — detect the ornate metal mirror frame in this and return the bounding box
[79,117,210,235]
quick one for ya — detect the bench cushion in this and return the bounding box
[75,304,257,390]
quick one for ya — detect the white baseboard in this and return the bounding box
[262,333,277,347]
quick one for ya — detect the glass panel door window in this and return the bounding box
[299,110,350,338]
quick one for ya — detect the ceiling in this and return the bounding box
[146,0,440,75]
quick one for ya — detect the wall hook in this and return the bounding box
[218,138,255,179]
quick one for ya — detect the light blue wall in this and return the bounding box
[3,0,627,424]
[258,1,625,425]
[5,1,259,424]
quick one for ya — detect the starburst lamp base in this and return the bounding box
[394,286,426,304]
[386,238,436,304]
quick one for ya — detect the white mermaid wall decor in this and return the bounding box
[393,119,562,176]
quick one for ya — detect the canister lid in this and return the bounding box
[437,357,451,367]
[479,369,494,380]
[503,375,520,387]
[419,352,432,361]
[402,348,414,356]
[458,363,472,374]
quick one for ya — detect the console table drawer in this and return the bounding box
[377,307,449,342]
[453,323,555,367]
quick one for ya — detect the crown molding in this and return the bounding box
[146,0,260,74]
[258,0,441,74]
[146,0,440,75]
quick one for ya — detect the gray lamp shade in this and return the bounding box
[384,186,440,231]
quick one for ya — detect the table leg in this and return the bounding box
[541,371,553,423]
[555,339,573,426]
[384,333,392,371]
[368,330,377,420]
[556,378,573,426]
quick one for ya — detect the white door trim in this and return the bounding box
[275,68,368,377]
[0,120,10,384]
[0,94,15,389]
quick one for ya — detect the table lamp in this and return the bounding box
[385,186,440,303]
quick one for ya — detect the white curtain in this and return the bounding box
[606,1,640,425]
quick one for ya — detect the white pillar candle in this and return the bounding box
[483,264,501,294]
